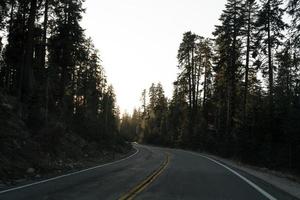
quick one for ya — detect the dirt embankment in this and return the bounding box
[0,92,132,186]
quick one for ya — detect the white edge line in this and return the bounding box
[0,147,139,195]
[182,150,277,200]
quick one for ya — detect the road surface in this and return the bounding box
[0,144,298,200]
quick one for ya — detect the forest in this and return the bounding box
[120,0,300,173]
[0,0,128,180]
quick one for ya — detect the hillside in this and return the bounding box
[0,92,131,184]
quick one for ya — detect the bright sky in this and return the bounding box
[81,0,227,114]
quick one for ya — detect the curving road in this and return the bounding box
[0,144,298,200]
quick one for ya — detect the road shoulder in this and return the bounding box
[0,146,137,194]
[202,153,300,199]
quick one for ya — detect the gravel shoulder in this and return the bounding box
[203,153,300,199]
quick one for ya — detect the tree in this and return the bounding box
[242,0,259,124]
[256,0,287,122]
[48,0,85,120]
[274,41,300,169]
[167,82,189,147]
[287,0,300,48]
[1,0,122,145]
[213,0,244,134]
[21,0,37,102]
[0,0,9,31]
[177,32,201,143]
[143,83,168,144]
[200,38,214,119]
[3,1,27,94]
[129,0,300,174]
[177,32,196,114]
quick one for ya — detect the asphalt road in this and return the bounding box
[0,144,298,200]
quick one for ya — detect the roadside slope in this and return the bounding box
[0,92,131,186]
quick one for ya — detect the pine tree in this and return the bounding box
[177,31,200,142]
[48,0,85,120]
[242,0,259,124]
[200,38,214,119]
[3,1,27,94]
[168,82,189,147]
[287,0,300,47]
[0,0,9,31]
[213,0,244,135]
[256,0,287,122]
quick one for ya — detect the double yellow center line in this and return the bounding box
[119,153,170,200]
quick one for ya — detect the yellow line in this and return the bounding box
[119,153,170,200]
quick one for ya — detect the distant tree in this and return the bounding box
[167,83,189,147]
[177,31,200,143]
[120,112,134,140]
[177,32,197,114]
[141,89,147,117]
[143,83,168,144]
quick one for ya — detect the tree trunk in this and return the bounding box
[43,0,49,125]
[41,0,48,70]
[5,1,15,90]
[203,58,208,115]
[227,0,238,134]
[188,54,192,112]
[22,0,37,101]
[243,0,252,125]
[267,0,274,121]
[196,60,202,109]
[191,46,196,112]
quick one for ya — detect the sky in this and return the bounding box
[81,0,227,114]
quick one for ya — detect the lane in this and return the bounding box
[137,146,298,200]
[0,145,165,200]
[119,153,170,200]
[0,144,298,200]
